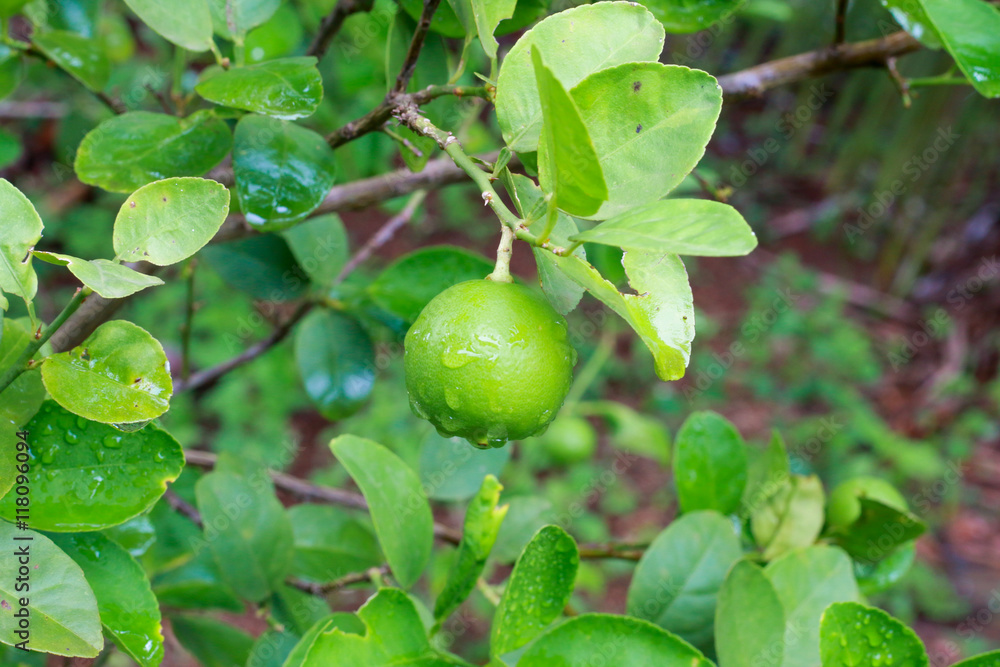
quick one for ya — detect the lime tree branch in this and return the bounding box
[306,0,375,60]
[392,0,443,94]
[0,287,90,395]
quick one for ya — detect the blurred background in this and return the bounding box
[1,0,998,664]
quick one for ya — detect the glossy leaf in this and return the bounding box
[33,252,164,299]
[819,602,928,667]
[48,532,163,667]
[519,614,713,667]
[330,435,433,589]
[368,246,494,322]
[206,0,281,40]
[643,0,743,33]
[74,111,232,193]
[548,251,694,380]
[302,588,471,666]
[673,411,747,515]
[716,560,786,667]
[434,475,508,621]
[294,310,375,420]
[569,63,722,219]
[41,320,172,425]
[194,470,295,602]
[572,198,756,255]
[491,525,578,657]
[532,49,607,218]
[496,1,665,152]
[172,615,254,667]
[113,177,231,266]
[765,546,859,667]
[626,510,742,649]
[32,30,109,91]
[881,0,941,48]
[283,613,366,667]
[200,233,309,300]
[828,498,927,565]
[419,431,511,502]
[286,504,381,584]
[0,401,184,531]
[232,114,336,230]
[196,57,323,119]
[0,523,102,657]
[282,213,349,288]
[123,0,214,50]
[751,474,825,561]
[0,178,43,307]
[853,542,916,595]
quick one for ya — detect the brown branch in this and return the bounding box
[717,31,921,100]
[289,565,391,596]
[306,0,375,60]
[164,488,202,524]
[833,0,849,45]
[392,0,443,95]
[334,190,427,283]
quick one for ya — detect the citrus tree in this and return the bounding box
[1,0,999,665]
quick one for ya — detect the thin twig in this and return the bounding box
[392,0,443,95]
[164,488,202,525]
[334,190,427,284]
[306,0,375,60]
[289,564,391,596]
[833,0,849,45]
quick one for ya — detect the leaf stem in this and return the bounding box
[476,578,501,606]
[487,224,515,283]
[0,287,90,395]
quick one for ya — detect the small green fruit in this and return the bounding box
[827,476,907,529]
[536,416,597,464]
[404,280,576,448]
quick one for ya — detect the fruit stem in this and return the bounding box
[487,224,515,283]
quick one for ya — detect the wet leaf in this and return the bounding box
[33,252,163,299]
[294,310,374,421]
[196,57,322,119]
[819,601,928,667]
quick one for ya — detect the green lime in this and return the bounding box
[826,476,908,529]
[404,279,576,448]
[536,416,597,464]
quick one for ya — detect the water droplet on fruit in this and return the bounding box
[441,347,474,369]
[445,387,463,410]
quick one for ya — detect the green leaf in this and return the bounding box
[32,252,164,299]
[247,630,300,667]
[828,498,927,565]
[31,30,109,91]
[0,0,31,19]
[853,542,916,595]
[470,0,516,58]
[286,504,381,584]
[520,614,713,666]
[206,0,281,40]
[200,233,309,300]
[531,49,607,218]
[0,178,43,307]
[765,546,860,667]
[434,475,508,621]
[572,199,756,255]
[41,320,172,426]
[122,0,212,51]
[329,435,433,589]
[880,0,941,48]
[283,613,366,667]
[496,1,665,152]
[579,400,672,464]
[419,431,511,502]
[569,63,722,220]
[0,319,46,500]
[113,177,231,266]
[643,0,744,33]
[294,310,375,421]
[194,470,294,602]
[716,560,786,667]
[74,111,232,193]
[172,615,254,667]
[368,246,494,322]
[196,57,323,119]
[151,549,243,612]
[0,401,184,531]
[271,584,333,636]
[952,651,1000,667]
[0,523,102,657]
[626,510,741,649]
[491,496,554,563]
[548,251,694,380]
[0,47,23,101]
[742,430,790,517]
[491,525,578,657]
[0,126,21,169]
[303,588,471,666]
[232,114,337,230]
[819,601,928,667]
[672,411,747,515]
[48,532,163,666]
[889,0,1000,98]
[751,474,825,561]
[281,213,349,288]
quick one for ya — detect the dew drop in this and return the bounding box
[103,435,122,449]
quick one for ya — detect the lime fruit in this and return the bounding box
[536,416,597,464]
[827,476,908,529]
[404,279,576,448]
